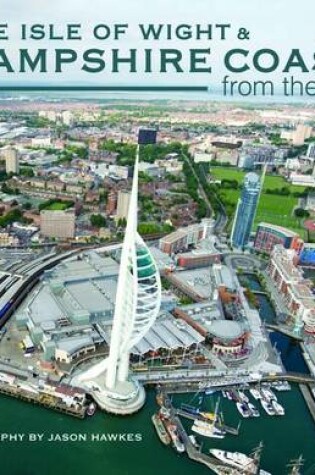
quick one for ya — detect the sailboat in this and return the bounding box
[192,399,226,439]
[286,455,304,475]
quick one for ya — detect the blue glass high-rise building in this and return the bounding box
[231,172,261,249]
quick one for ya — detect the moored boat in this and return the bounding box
[152,414,171,445]
[261,399,276,416]
[248,402,260,417]
[261,388,277,402]
[86,402,96,416]
[192,423,225,439]
[166,424,185,453]
[210,449,256,473]
[271,400,285,416]
[199,411,217,422]
[238,390,249,403]
[236,402,251,418]
[249,387,262,400]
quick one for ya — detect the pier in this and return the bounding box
[160,391,244,474]
[0,384,86,419]
[265,324,304,342]
[144,371,315,393]
[299,384,315,424]
[175,408,240,436]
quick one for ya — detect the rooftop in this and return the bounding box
[208,319,244,340]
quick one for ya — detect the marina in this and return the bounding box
[152,382,315,474]
[0,377,313,474]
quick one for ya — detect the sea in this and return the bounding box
[0,89,314,104]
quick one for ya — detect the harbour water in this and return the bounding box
[0,382,314,475]
[0,271,314,474]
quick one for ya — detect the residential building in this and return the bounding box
[268,245,315,333]
[254,223,304,255]
[231,172,261,249]
[3,148,19,174]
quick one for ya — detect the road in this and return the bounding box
[224,253,266,271]
[182,153,212,218]
[183,153,229,233]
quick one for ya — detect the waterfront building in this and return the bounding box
[231,172,261,249]
[40,210,75,239]
[268,245,315,333]
[254,222,304,255]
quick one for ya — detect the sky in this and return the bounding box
[0,0,315,92]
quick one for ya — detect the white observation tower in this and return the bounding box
[74,129,161,415]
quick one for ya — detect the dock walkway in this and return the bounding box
[299,384,315,424]
[175,409,240,436]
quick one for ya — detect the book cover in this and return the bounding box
[0,1,314,474]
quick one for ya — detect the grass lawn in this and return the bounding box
[211,167,307,237]
[45,202,69,211]
[211,167,307,194]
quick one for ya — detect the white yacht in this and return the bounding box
[261,399,276,416]
[261,388,277,402]
[210,449,256,473]
[238,390,249,403]
[192,422,225,439]
[167,425,185,453]
[249,387,261,400]
[236,402,251,418]
[271,400,285,416]
[248,402,260,417]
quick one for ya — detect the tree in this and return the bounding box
[294,208,310,218]
[117,218,127,228]
[20,167,35,177]
[90,214,107,228]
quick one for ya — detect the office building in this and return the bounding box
[231,172,261,249]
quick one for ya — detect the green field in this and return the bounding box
[211,167,307,194]
[44,202,70,211]
[211,167,307,237]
